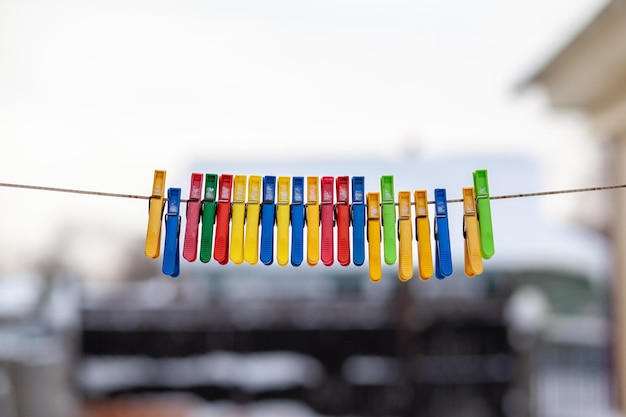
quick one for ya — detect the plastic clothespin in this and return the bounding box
[183,173,203,262]
[463,187,484,277]
[336,176,351,267]
[366,192,382,282]
[414,190,433,280]
[276,176,291,266]
[434,188,453,279]
[397,191,413,281]
[260,176,276,265]
[351,176,366,266]
[290,177,305,266]
[162,187,181,277]
[306,176,320,266]
[229,175,247,264]
[199,174,218,263]
[244,176,262,265]
[381,176,397,265]
[473,169,495,259]
[145,170,166,259]
[320,176,335,266]
[213,174,233,265]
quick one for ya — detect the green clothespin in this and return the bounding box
[199,173,218,262]
[473,169,495,259]
[380,175,397,265]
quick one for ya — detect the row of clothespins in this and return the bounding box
[144,170,495,281]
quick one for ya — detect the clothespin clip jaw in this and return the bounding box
[145,170,166,259]
[414,190,433,280]
[229,175,247,264]
[213,174,233,265]
[276,176,291,266]
[199,173,218,263]
[183,173,203,262]
[290,177,305,267]
[244,175,262,265]
[260,176,277,265]
[336,176,351,267]
[351,176,366,266]
[366,192,382,282]
[306,176,320,266]
[463,187,483,277]
[380,176,397,265]
[163,187,181,277]
[397,191,413,281]
[434,188,453,279]
[320,176,335,266]
[473,169,495,259]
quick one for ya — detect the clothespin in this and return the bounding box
[351,176,366,266]
[213,174,233,265]
[162,187,181,277]
[183,173,203,262]
[397,191,413,281]
[414,190,433,280]
[473,169,495,259]
[244,176,262,265]
[366,192,382,282]
[381,176,397,265]
[199,174,218,263]
[306,176,320,266]
[290,177,305,266]
[260,176,276,265]
[434,188,453,279]
[229,175,247,264]
[145,170,166,259]
[276,176,291,266]
[320,176,335,266]
[463,187,483,277]
[336,176,351,266]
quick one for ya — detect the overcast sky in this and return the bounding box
[0,0,608,279]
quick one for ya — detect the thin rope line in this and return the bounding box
[0,182,151,200]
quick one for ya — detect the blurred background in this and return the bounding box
[0,0,622,416]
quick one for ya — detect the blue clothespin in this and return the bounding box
[434,188,453,279]
[291,177,305,266]
[163,187,181,277]
[351,176,365,266]
[260,176,276,265]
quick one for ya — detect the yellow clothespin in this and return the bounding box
[397,191,413,281]
[414,190,433,280]
[244,176,262,265]
[463,187,483,277]
[230,175,247,264]
[307,176,320,266]
[145,170,166,259]
[367,192,382,282]
[276,176,291,266]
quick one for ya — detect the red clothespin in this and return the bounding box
[213,174,233,265]
[183,173,203,262]
[320,176,334,266]
[336,176,350,266]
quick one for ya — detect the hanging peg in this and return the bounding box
[290,177,305,266]
[351,176,366,266]
[463,187,483,277]
[381,176,397,265]
[162,187,181,277]
[336,176,351,266]
[145,170,166,259]
[414,190,433,280]
[397,191,413,281]
[473,169,495,259]
[213,174,233,265]
[244,176,262,265]
[276,176,291,266]
[367,192,382,282]
[229,175,247,264]
[260,176,276,265]
[306,176,320,266]
[320,176,335,266]
[183,173,203,262]
[199,174,218,263]
[434,188,453,279]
